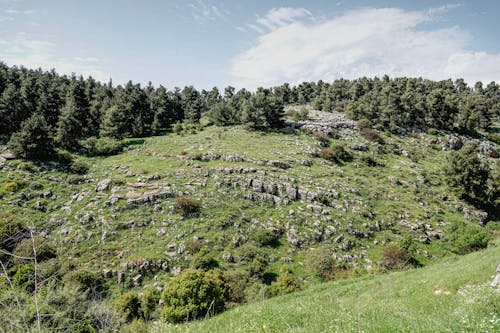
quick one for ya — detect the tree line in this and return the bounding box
[0,63,498,159]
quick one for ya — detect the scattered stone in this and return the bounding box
[96,179,112,192]
[448,136,463,150]
[388,176,401,185]
[267,160,292,170]
[34,200,46,212]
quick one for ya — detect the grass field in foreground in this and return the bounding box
[155,242,500,333]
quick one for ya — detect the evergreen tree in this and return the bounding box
[56,93,83,149]
[100,105,127,139]
[0,83,27,136]
[151,86,175,134]
[8,113,55,160]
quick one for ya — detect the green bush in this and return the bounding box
[330,144,352,162]
[237,244,263,262]
[81,136,126,156]
[360,154,381,167]
[12,263,35,292]
[357,118,372,130]
[161,269,225,323]
[249,228,279,247]
[249,255,268,278]
[13,235,56,263]
[70,159,90,174]
[270,269,301,296]
[448,221,490,254]
[0,212,27,255]
[115,292,142,322]
[63,270,104,299]
[191,248,219,270]
[223,269,249,305]
[141,288,160,321]
[306,248,335,280]
[175,196,201,217]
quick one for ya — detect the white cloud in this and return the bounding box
[188,0,227,23]
[0,33,110,81]
[255,7,312,31]
[231,6,500,88]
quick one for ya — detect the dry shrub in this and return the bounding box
[361,128,384,144]
[175,196,201,217]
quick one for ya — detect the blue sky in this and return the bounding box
[0,0,499,89]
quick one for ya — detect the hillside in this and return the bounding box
[0,108,498,331]
[156,241,500,333]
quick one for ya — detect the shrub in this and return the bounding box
[4,179,26,192]
[306,248,335,280]
[361,128,384,144]
[172,122,183,135]
[70,159,90,174]
[81,136,126,156]
[0,212,27,255]
[270,269,301,296]
[237,244,263,262]
[161,269,225,323]
[330,144,352,162]
[360,154,382,167]
[319,148,336,162]
[380,246,412,270]
[249,228,279,247]
[115,292,142,322]
[12,263,35,292]
[485,132,500,145]
[141,288,160,321]
[357,118,372,130]
[67,174,85,184]
[8,113,55,160]
[13,235,56,263]
[191,248,219,270]
[249,254,268,278]
[175,196,201,217]
[63,269,104,299]
[286,107,309,121]
[223,269,249,305]
[185,239,204,254]
[448,221,490,254]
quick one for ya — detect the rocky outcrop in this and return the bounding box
[126,190,175,207]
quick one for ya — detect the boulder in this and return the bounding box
[96,179,112,192]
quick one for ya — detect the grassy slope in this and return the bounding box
[157,243,500,333]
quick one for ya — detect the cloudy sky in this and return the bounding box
[0,0,499,89]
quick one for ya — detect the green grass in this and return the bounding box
[155,243,500,333]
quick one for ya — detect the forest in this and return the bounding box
[1,62,499,160]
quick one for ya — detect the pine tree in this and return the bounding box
[8,113,55,160]
[56,93,83,149]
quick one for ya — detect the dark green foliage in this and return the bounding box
[191,249,219,270]
[237,244,264,262]
[0,212,27,256]
[175,196,201,217]
[447,221,490,254]
[160,269,225,323]
[12,263,35,292]
[249,254,268,278]
[115,292,142,322]
[70,159,90,174]
[56,92,84,149]
[210,102,239,126]
[241,90,284,130]
[13,235,56,263]
[80,136,126,156]
[8,113,55,160]
[63,270,105,300]
[444,145,494,208]
[249,228,279,246]
[100,105,127,139]
[330,144,352,162]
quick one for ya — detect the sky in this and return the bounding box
[0,0,499,90]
